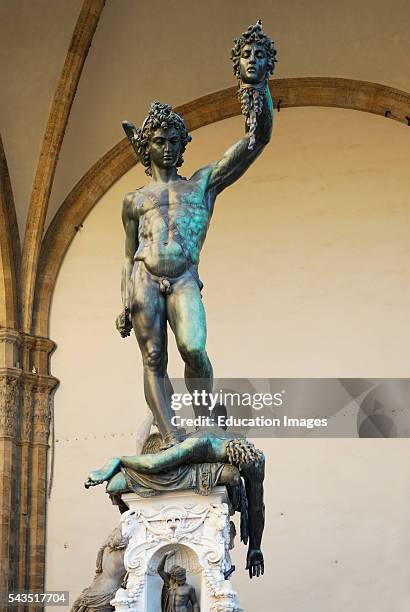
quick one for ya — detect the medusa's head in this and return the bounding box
[123,102,192,176]
[231,20,277,85]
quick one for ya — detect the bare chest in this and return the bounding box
[136,185,210,235]
[174,584,191,601]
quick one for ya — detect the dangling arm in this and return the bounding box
[241,452,265,578]
[116,193,137,337]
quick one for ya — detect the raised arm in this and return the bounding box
[115,192,137,338]
[157,552,170,583]
[204,83,274,196]
[157,550,176,583]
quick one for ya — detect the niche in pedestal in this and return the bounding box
[146,544,201,611]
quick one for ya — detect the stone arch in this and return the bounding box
[0,135,20,330]
[21,0,106,333]
[33,77,410,337]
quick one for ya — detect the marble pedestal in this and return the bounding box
[111,487,242,612]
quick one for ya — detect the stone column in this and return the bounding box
[0,328,22,598]
[21,334,58,593]
[0,327,58,604]
[27,377,57,592]
[0,371,21,594]
[16,375,33,594]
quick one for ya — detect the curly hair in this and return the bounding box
[226,438,263,468]
[141,432,162,454]
[230,19,277,81]
[131,101,192,176]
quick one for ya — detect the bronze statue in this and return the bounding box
[158,549,200,612]
[86,432,265,578]
[116,20,276,446]
[86,21,277,586]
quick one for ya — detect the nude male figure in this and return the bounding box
[158,550,199,612]
[116,24,275,446]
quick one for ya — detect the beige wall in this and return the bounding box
[46,109,410,610]
[0,0,83,234]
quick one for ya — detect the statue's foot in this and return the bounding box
[84,458,121,489]
[84,473,105,489]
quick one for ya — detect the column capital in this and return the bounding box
[21,333,57,356]
[0,327,22,346]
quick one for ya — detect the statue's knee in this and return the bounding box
[143,347,163,370]
[106,473,128,494]
[179,343,205,367]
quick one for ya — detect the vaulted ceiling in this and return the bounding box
[1,0,410,238]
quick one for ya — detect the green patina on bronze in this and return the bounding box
[87,20,276,582]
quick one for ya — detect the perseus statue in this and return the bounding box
[116,21,277,446]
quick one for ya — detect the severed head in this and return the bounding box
[231,20,277,86]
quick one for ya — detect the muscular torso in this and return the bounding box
[177,585,192,611]
[170,584,195,612]
[130,174,215,277]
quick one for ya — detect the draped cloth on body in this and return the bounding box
[120,462,225,497]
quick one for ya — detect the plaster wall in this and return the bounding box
[45,109,410,611]
[0,0,84,235]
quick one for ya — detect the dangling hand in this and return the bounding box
[246,548,264,579]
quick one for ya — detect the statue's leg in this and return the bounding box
[161,330,175,407]
[106,472,128,494]
[121,436,213,474]
[130,264,178,442]
[167,274,213,419]
[85,457,121,487]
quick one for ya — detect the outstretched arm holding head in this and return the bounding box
[192,20,276,197]
[202,84,273,196]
